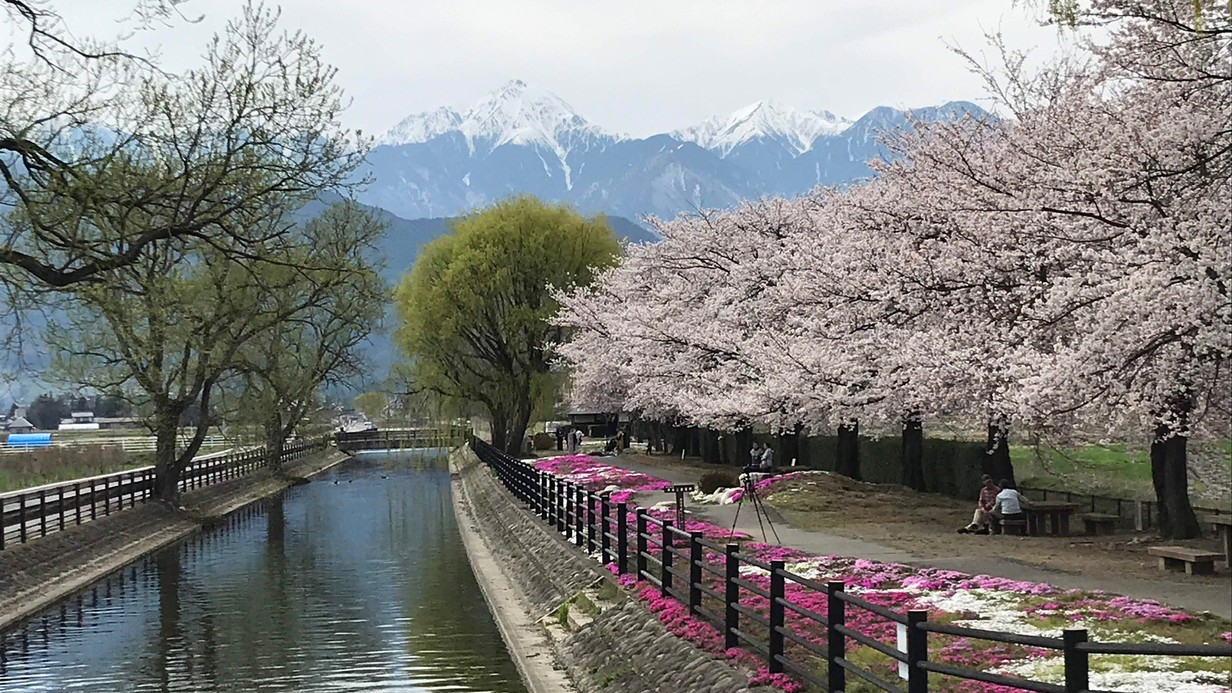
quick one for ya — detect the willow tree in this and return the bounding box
[394,197,620,455]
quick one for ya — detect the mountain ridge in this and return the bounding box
[359,79,987,225]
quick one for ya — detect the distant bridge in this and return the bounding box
[333,427,468,453]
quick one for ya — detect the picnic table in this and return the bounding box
[1026,501,1081,537]
[1209,515,1232,563]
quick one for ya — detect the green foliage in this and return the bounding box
[393,196,620,453]
[555,602,570,629]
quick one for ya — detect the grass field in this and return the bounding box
[0,447,153,493]
[0,428,242,493]
[1011,440,1232,509]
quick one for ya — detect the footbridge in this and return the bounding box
[333,426,469,453]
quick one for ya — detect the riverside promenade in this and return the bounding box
[594,452,1232,620]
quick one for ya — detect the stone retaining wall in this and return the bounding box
[0,449,347,631]
[451,448,765,693]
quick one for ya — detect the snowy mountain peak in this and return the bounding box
[378,106,463,146]
[459,79,607,149]
[675,100,852,157]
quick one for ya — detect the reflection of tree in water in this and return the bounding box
[0,452,523,692]
[385,456,526,691]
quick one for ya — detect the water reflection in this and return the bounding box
[0,450,526,692]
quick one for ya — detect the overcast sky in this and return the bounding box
[49,0,1073,138]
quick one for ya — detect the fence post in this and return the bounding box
[600,496,612,565]
[18,494,27,544]
[538,472,548,520]
[58,486,65,531]
[635,510,648,579]
[555,479,566,534]
[827,581,846,692]
[0,498,5,550]
[574,486,585,547]
[90,480,96,520]
[688,532,704,614]
[545,475,554,525]
[1063,628,1089,693]
[725,544,739,649]
[39,489,47,537]
[562,481,573,541]
[660,520,673,597]
[588,493,598,555]
[616,502,629,575]
[76,483,82,524]
[769,560,785,673]
[907,609,928,693]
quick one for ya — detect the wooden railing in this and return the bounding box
[0,437,330,550]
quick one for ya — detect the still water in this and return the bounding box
[0,451,527,692]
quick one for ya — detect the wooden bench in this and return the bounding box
[993,519,1028,536]
[1082,513,1120,536]
[1148,546,1221,575]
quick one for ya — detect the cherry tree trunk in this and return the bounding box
[836,421,861,480]
[702,431,721,465]
[1150,425,1201,539]
[780,424,802,469]
[983,422,1015,486]
[901,415,925,491]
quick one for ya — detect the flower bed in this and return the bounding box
[532,454,673,503]
[537,457,1232,692]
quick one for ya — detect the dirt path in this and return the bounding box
[601,452,1232,619]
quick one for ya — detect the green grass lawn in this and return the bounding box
[1012,440,1232,509]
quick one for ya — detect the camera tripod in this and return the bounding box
[729,473,781,544]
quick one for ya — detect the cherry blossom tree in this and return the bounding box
[556,0,1228,537]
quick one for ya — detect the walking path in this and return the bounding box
[601,453,1232,620]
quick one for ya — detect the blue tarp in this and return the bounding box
[6,433,52,448]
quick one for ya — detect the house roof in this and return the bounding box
[6,416,34,429]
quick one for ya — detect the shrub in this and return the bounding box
[699,470,739,494]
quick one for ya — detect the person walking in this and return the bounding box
[759,444,774,472]
[749,441,763,469]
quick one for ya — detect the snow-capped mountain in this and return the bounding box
[674,101,851,157]
[378,106,463,146]
[359,80,985,222]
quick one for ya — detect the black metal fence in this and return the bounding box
[0,437,330,551]
[1017,486,1227,531]
[471,437,1231,693]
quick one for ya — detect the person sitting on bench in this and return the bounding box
[958,475,1000,534]
[990,479,1030,533]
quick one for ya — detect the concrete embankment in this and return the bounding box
[0,449,348,632]
[449,447,768,693]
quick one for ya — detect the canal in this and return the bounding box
[0,451,527,692]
